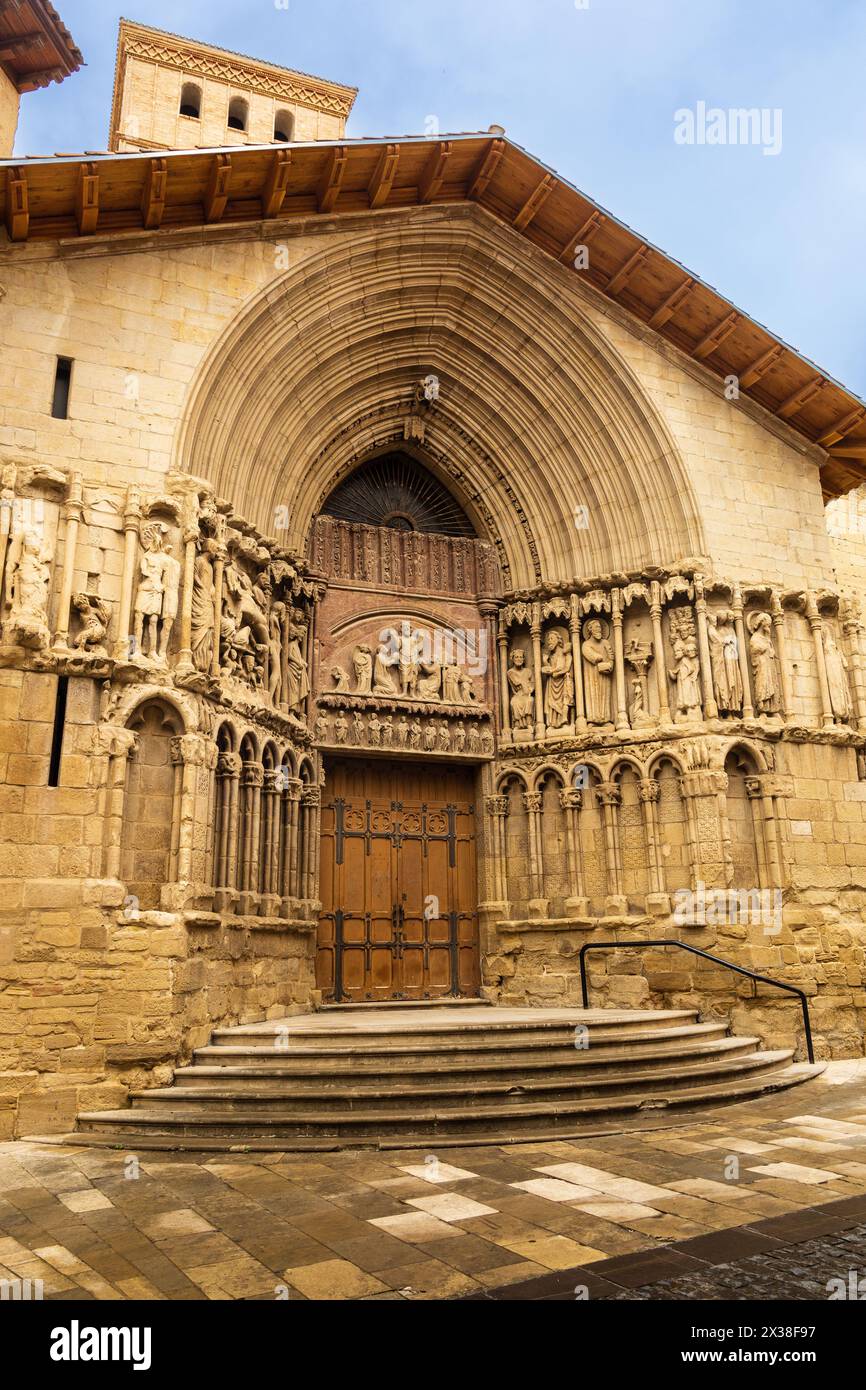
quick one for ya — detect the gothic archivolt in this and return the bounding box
[175,211,705,588]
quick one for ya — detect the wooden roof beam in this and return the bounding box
[140,158,167,230]
[75,163,99,235]
[606,244,650,296]
[828,445,866,460]
[693,310,741,361]
[817,407,866,449]
[4,165,28,241]
[418,141,452,203]
[0,33,43,59]
[204,153,232,223]
[777,374,826,419]
[468,138,505,201]
[262,148,291,219]
[559,210,606,265]
[648,276,696,330]
[739,343,785,389]
[513,173,556,232]
[318,146,347,214]
[368,144,399,210]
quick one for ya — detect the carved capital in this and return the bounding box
[172,733,215,767]
[301,786,321,809]
[638,778,660,804]
[218,752,242,778]
[745,776,765,800]
[241,763,265,788]
[94,724,138,760]
[522,792,543,814]
[595,782,621,808]
[559,788,583,811]
[485,794,510,818]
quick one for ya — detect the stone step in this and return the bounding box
[128,1049,794,1113]
[177,1033,758,1088]
[316,998,494,1011]
[192,1021,730,1067]
[74,1062,825,1147]
[208,1009,702,1051]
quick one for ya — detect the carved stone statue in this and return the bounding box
[438,722,451,752]
[824,627,852,723]
[72,592,110,654]
[373,644,398,695]
[424,722,437,752]
[442,664,462,704]
[191,551,215,673]
[3,525,52,650]
[582,619,614,725]
[315,710,330,743]
[285,609,310,715]
[507,648,535,729]
[268,602,285,704]
[748,612,780,716]
[397,717,409,749]
[459,672,476,705]
[481,727,494,756]
[331,665,350,694]
[453,721,467,753]
[369,714,383,747]
[410,720,423,750]
[416,661,442,701]
[351,711,365,746]
[133,523,180,662]
[381,716,394,748]
[334,712,348,745]
[352,644,373,695]
[468,724,481,755]
[707,609,743,715]
[668,637,702,722]
[541,627,574,729]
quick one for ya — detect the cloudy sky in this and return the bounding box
[14,0,866,394]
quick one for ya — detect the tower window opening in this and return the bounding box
[180,82,202,119]
[51,357,73,420]
[227,97,249,132]
[48,677,69,787]
[274,110,294,143]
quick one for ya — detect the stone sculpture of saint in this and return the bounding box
[331,666,350,694]
[373,644,398,695]
[382,716,394,748]
[369,714,382,747]
[133,523,180,662]
[416,661,442,701]
[72,592,110,653]
[668,637,702,721]
[707,609,743,715]
[409,720,423,750]
[468,725,481,755]
[748,613,780,716]
[424,722,437,751]
[3,525,52,650]
[582,619,614,725]
[334,713,348,745]
[442,664,462,704]
[507,648,535,729]
[438,722,451,752]
[823,627,852,723]
[284,610,310,714]
[191,551,215,673]
[352,644,373,695]
[541,628,574,729]
[267,603,284,704]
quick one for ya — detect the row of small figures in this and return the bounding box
[316,708,494,756]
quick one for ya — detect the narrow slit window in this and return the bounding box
[48,676,69,787]
[52,357,73,419]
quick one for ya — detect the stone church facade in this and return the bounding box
[1,15,866,1137]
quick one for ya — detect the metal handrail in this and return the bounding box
[578,939,814,1065]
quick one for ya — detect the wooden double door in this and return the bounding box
[317,759,480,1002]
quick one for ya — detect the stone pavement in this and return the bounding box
[2,1063,866,1301]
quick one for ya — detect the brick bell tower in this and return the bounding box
[108,18,357,154]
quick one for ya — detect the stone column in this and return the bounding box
[770,594,794,721]
[300,785,321,907]
[639,777,666,903]
[530,603,545,740]
[484,795,510,906]
[239,762,264,914]
[497,617,512,741]
[99,727,139,884]
[745,777,771,890]
[175,524,200,675]
[522,791,548,917]
[287,778,303,903]
[163,733,213,910]
[596,782,624,910]
[568,594,587,732]
[805,596,835,729]
[53,473,84,648]
[841,602,866,732]
[210,536,227,678]
[747,776,783,891]
[114,487,142,660]
[260,769,281,913]
[559,787,588,915]
[650,582,672,723]
[731,586,755,720]
[611,591,630,735]
[694,575,719,720]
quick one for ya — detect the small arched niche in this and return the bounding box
[227,96,249,132]
[121,700,183,910]
[179,82,202,119]
[274,109,294,142]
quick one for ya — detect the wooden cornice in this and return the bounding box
[1,131,864,498]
